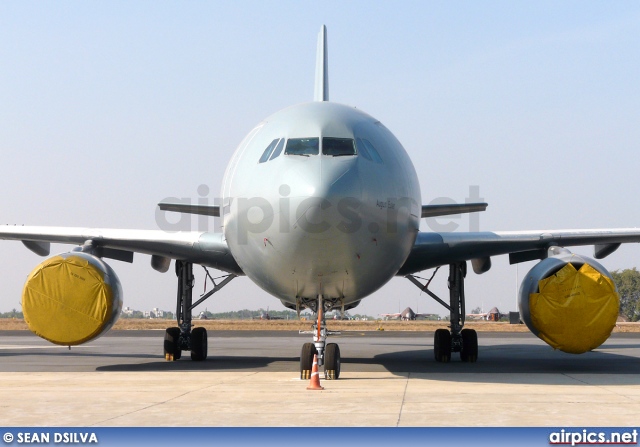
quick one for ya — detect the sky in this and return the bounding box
[1,1,639,318]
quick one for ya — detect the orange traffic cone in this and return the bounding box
[306,354,324,390]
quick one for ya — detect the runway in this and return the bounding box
[1,330,640,426]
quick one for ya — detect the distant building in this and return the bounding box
[120,307,168,319]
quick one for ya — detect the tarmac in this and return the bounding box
[1,330,640,426]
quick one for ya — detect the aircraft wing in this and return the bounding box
[398,228,640,275]
[0,225,243,275]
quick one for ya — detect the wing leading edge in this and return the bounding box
[398,228,640,276]
[0,226,243,275]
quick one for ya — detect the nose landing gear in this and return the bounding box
[299,295,342,380]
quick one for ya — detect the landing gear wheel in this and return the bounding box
[190,327,208,361]
[164,327,182,361]
[460,328,478,363]
[300,342,317,380]
[324,343,341,380]
[434,329,451,363]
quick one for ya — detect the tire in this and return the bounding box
[460,328,478,363]
[164,327,182,361]
[300,342,317,380]
[190,327,208,361]
[324,343,341,380]
[434,329,451,363]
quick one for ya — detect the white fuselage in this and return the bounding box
[221,102,421,310]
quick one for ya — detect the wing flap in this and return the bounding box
[22,240,50,257]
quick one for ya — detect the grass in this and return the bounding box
[2,318,638,332]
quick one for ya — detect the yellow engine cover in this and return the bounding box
[22,253,122,346]
[530,263,619,354]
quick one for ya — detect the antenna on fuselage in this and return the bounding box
[314,25,329,102]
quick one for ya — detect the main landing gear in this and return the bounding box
[164,260,236,361]
[406,261,478,363]
[299,295,341,380]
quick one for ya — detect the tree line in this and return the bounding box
[2,268,639,321]
[612,268,640,322]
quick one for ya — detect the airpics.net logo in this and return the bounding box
[549,429,638,446]
[155,184,484,239]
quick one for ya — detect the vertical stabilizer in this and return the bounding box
[314,25,329,102]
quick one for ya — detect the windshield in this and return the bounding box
[285,138,319,156]
[322,137,356,156]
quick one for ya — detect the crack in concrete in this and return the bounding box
[396,373,410,427]
[90,372,260,426]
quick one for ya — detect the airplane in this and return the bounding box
[1,25,638,378]
[466,307,505,322]
[253,308,284,320]
[380,307,439,321]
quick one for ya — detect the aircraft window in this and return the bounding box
[363,139,383,163]
[285,138,319,156]
[355,138,372,161]
[269,138,285,160]
[259,139,280,163]
[322,137,356,156]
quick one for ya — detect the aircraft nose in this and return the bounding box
[292,158,362,240]
[272,156,363,241]
[321,158,362,200]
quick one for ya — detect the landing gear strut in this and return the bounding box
[407,261,478,363]
[164,260,235,361]
[299,295,341,380]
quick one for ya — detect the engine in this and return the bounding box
[518,249,619,354]
[22,252,123,346]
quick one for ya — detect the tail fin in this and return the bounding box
[314,25,329,102]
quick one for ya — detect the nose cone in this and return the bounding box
[272,156,368,298]
[285,157,363,241]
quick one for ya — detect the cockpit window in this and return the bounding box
[355,138,383,163]
[362,139,383,163]
[285,138,319,156]
[355,138,372,161]
[259,139,280,163]
[269,138,285,161]
[322,137,356,156]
